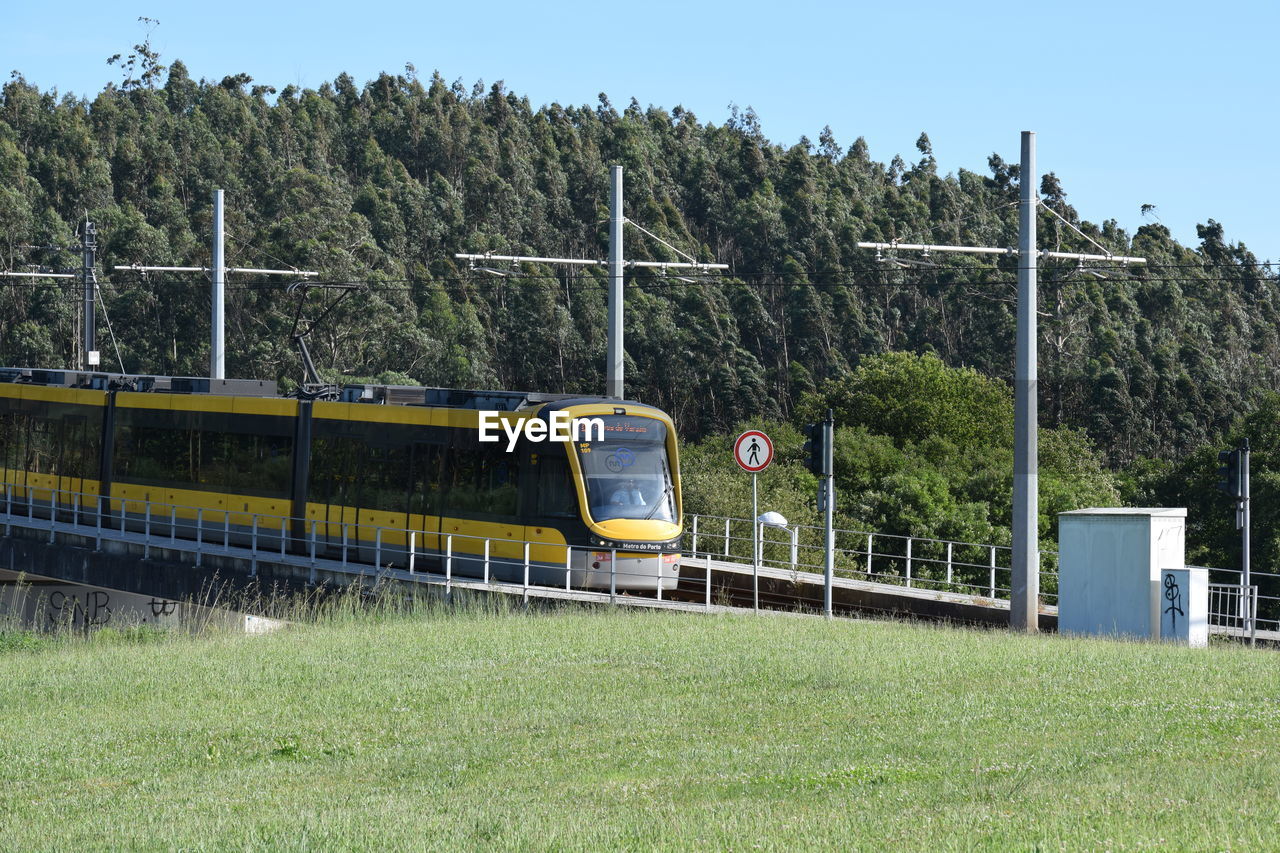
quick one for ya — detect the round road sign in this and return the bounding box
[733,430,774,473]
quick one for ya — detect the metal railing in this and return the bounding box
[3,482,1275,634]
[685,513,1058,606]
[0,483,717,610]
[1199,560,1280,635]
[1208,582,1259,645]
[686,514,1280,636]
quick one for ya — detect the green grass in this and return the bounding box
[0,604,1277,851]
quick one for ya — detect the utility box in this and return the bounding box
[1058,508,1190,641]
[1159,567,1209,647]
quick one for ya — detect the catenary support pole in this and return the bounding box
[1242,438,1251,635]
[212,189,226,380]
[824,411,835,618]
[1011,131,1039,632]
[607,166,624,398]
[81,219,98,370]
[455,165,724,394]
[120,192,314,376]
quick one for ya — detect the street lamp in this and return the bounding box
[758,511,797,574]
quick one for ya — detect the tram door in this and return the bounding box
[408,441,443,564]
[307,430,359,558]
[349,441,413,566]
[9,404,98,511]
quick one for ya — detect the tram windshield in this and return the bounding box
[575,415,676,523]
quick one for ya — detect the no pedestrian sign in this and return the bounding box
[734,430,774,473]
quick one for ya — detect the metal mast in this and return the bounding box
[1241,438,1251,637]
[119,189,317,379]
[1010,131,1039,632]
[607,166,625,399]
[81,219,99,369]
[456,166,728,400]
[856,132,1146,632]
[212,189,226,379]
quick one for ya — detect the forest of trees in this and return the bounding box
[2,42,1278,576]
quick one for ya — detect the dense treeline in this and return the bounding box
[681,352,1118,553]
[4,57,1278,467]
[8,50,1280,588]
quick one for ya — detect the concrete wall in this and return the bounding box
[0,581,183,630]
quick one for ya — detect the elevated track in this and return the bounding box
[1,494,1271,641]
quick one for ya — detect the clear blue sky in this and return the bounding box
[9,1,1279,262]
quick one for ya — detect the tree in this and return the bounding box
[0,60,1273,478]
[106,18,167,91]
[802,351,1014,450]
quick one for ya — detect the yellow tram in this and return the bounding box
[0,370,683,590]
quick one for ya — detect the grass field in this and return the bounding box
[1,601,1278,851]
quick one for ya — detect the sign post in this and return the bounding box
[734,430,774,611]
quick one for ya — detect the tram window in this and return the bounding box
[116,424,200,486]
[115,407,195,487]
[487,451,519,516]
[200,431,230,487]
[0,401,102,482]
[57,413,80,478]
[114,408,291,498]
[446,448,484,513]
[354,444,410,512]
[444,443,519,518]
[49,410,93,479]
[121,422,197,481]
[307,435,351,505]
[25,416,55,474]
[223,432,292,493]
[1,410,26,474]
[5,412,23,473]
[309,434,376,508]
[0,413,13,471]
[575,416,676,523]
[535,453,578,518]
[408,443,442,515]
[5,412,29,474]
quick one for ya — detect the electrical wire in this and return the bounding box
[3,247,1278,298]
[1,272,1276,295]
[94,283,126,372]
[6,237,1280,290]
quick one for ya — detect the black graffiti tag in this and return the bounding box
[149,598,177,618]
[1164,573,1184,635]
[47,590,112,627]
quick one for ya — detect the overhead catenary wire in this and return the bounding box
[94,281,126,372]
[12,251,1269,280]
[854,239,1147,266]
[1038,200,1115,258]
[7,247,1276,291]
[625,219,701,265]
[5,243,1278,295]
[0,271,78,279]
[1,267,1275,292]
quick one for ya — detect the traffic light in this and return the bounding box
[1217,449,1243,499]
[803,421,832,477]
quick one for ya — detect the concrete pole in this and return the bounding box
[823,413,835,618]
[212,189,226,380]
[1242,439,1251,634]
[607,166,624,399]
[1011,131,1039,631]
